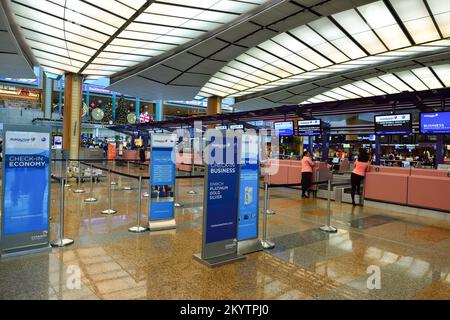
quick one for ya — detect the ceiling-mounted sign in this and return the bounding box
[374,114,411,135]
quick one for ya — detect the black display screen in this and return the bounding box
[297,120,321,136]
[374,114,411,135]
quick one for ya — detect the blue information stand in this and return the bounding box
[1,125,52,258]
[237,134,263,254]
[194,131,245,267]
[148,133,177,231]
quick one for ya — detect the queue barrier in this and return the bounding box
[49,175,74,247]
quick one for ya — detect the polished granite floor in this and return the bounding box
[0,163,449,300]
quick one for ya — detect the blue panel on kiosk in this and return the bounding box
[238,134,259,241]
[205,135,240,245]
[150,147,175,186]
[150,201,174,221]
[3,133,50,235]
[149,133,176,222]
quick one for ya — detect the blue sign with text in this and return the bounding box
[205,136,240,244]
[2,131,50,235]
[149,134,176,221]
[238,135,259,241]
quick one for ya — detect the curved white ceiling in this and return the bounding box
[303,63,450,103]
[199,0,450,99]
[8,0,269,78]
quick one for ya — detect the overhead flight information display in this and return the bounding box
[374,114,411,135]
[274,121,294,136]
[297,120,322,136]
[420,112,450,134]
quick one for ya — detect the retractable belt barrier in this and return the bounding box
[263,179,338,236]
[49,175,74,247]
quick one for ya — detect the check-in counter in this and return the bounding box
[119,149,139,161]
[407,168,450,212]
[364,166,409,205]
[263,159,325,191]
[79,148,104,160]
[365,166,450,211]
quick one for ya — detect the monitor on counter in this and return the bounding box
[297,119,322,136]
[274,121,294,136]
[332,157,340,164]
[374,114,412,135]
[420,111,450,134]
[52,135,63,149]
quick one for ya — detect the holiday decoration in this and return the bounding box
[92,108,104,121]
[115,95,128,124]
[103,101,113,123]
[127,113,136,124]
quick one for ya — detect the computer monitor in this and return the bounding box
[332,157,340,164]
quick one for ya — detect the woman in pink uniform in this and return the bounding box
[351,148,370,206]
[301,150,314,198]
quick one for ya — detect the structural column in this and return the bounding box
[321,127,330,161]
[435,134,444,167]
[58,78,63,115]
[155,100,163,121]
[112,93,116,120]
[207,96,221,115]
[135,97,140,120]
[374,135,381,165]
[63,73,83,160]
[43,74,53,119]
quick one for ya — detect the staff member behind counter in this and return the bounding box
[351,148,370,206]
[301,150,315,198]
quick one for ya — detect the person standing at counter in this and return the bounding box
[301,150,315,198]
[351,148,370,206]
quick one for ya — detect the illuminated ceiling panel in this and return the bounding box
[200,0,450,99]
[302,64,450,104]
[9,0,268,75]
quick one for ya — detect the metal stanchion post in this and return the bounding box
[123,161,132,190]
[266,174,275,215]
[111,159,117,185]
[320,179,337,233]
[84,164,97,202]
[64,159,70,188]
[102,170,116,214]
[51,178,74,247]
[73,161,85,193]
[128,176,148,233]
[174,180,182,207]
[260,182,275,249]
[187,163,197,195]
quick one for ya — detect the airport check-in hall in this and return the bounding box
[0,0,450,302]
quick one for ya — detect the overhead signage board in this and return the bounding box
[229,124,244,130]
[274,121,294,136]
[420,111,450,134]
[1,125,52,257]
[374,114,411,135]
[149,133,177,230]
[297,120,322,136]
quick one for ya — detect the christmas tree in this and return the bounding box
[116,95,128,124]
[103,101,113,123]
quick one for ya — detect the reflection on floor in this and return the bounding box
[0,165,449,300]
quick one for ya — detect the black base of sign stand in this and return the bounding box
[193,252,245,268]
